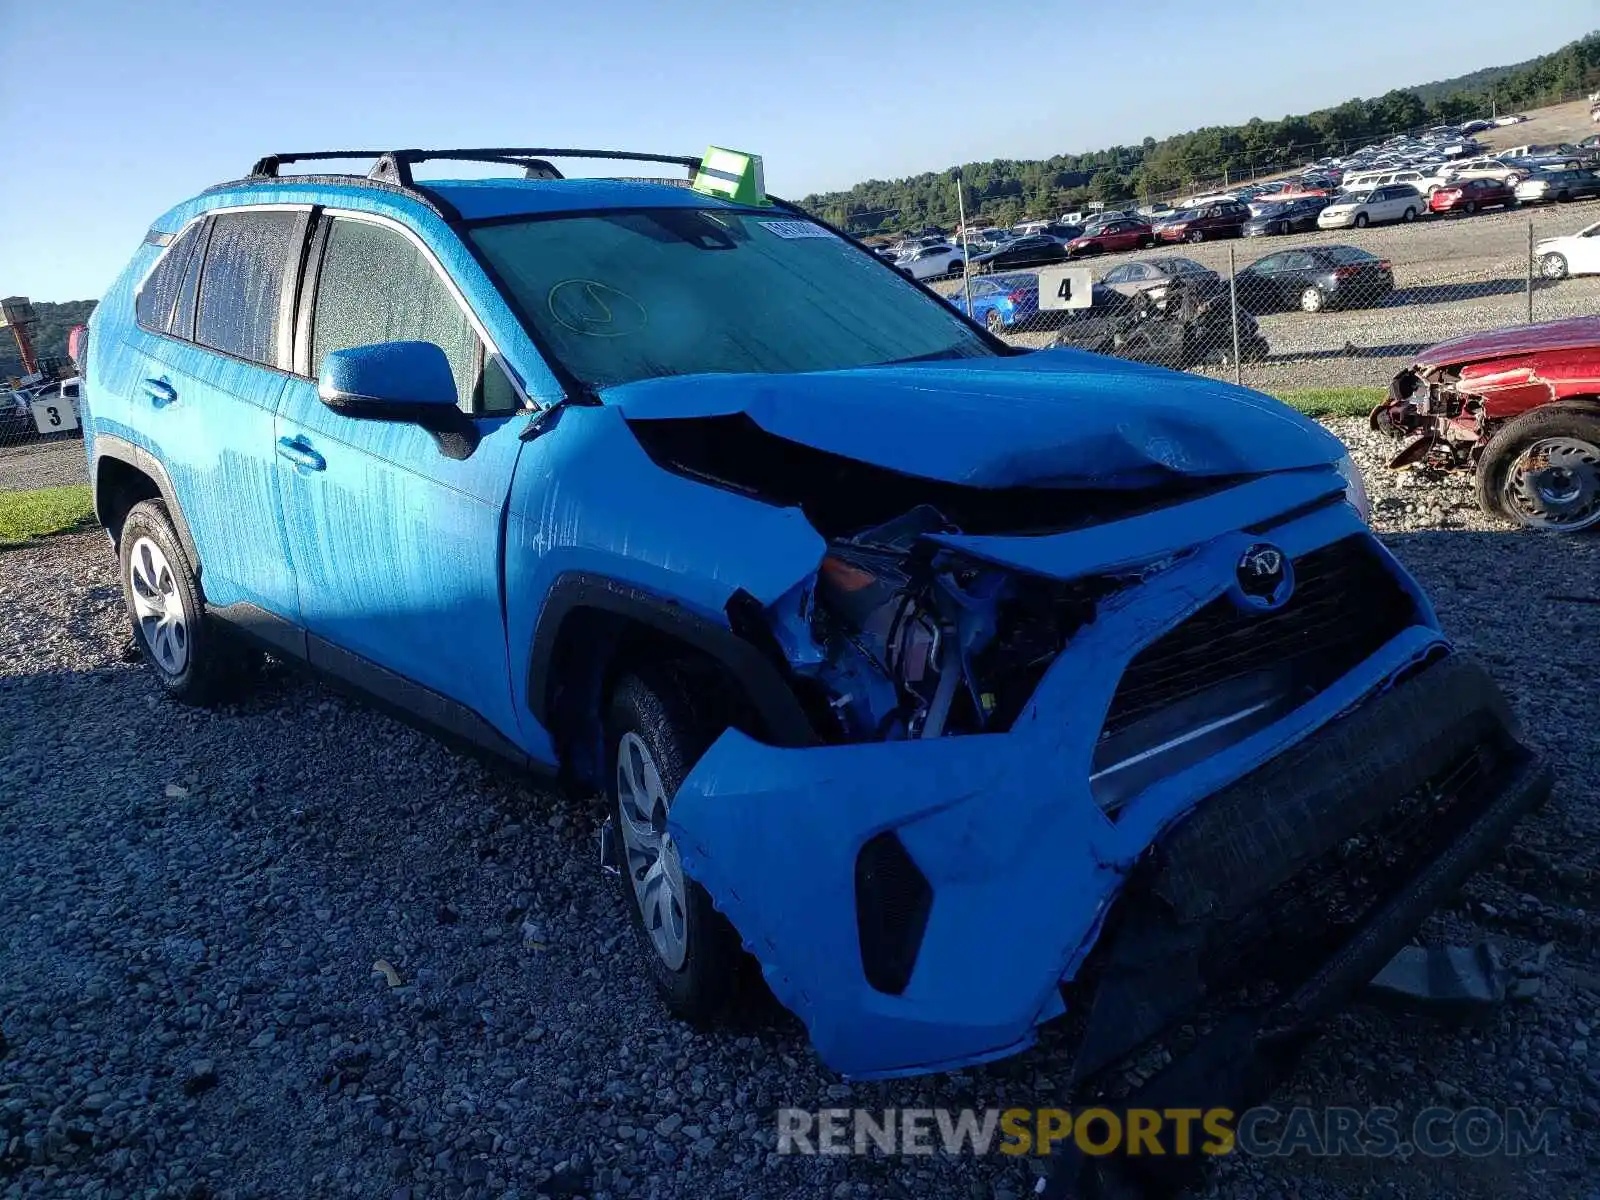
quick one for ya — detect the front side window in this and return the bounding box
[195,210,299,366]
[310,217,514,413]
[469,208,993,391]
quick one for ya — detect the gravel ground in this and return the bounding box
[2,425,1597,1200]
[0,438,88,494]
[936,199,1600,389]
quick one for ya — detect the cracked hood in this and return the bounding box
[598,350,1345,488]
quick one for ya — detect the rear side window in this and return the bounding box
[136,223,204,334]
[195,210,299,366]
[310,217,503,413]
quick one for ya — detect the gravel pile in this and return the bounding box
[2,428,1597,1200]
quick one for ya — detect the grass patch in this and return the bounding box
[1268,387,1385,419]
[0,484,95,547]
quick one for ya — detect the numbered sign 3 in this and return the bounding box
[31,399,80,434]
[1037,265,1095,311]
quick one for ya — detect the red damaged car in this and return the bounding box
[1428,177,1518,215]
[1065,218,1154,256]
[1372,316,1600,531]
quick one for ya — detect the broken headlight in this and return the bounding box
[1334,449,1371,524]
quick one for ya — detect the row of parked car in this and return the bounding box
[876,122,1600,281]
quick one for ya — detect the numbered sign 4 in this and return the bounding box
[31,399,80,434]
[1037,265,1095,311]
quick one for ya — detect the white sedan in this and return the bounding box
[1316,184,1424,229]
[1534,220,1600,280]
[894,242,965,280]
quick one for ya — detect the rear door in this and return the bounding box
[273,211,531,747]
[131,208,305,637]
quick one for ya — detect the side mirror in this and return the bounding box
[318,341,459,421]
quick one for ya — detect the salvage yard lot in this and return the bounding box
[2,424,1598,1200]
[938,202,1600,388]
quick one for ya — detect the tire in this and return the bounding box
[1401,207,1417,223]
[1462,200,1476,215]
[606,667,745,1020]
[1300,285,1327,314]
[1541,252,1569,280]
[1186,229,1205,244]
[1139,236,1154,248]
[1353,213,1369,228]
[1474,407,1600,532]
[117,500,257,705]
[1556,191,1572,203]
[986,310,1006,334]
[1278,220,1291,235]
[948,258,965,277]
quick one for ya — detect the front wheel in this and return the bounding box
[1186,229,1205,244]
[1541,252,1569,280]
[986,310,1006,334]
[948,258,965,277]
[1278,220,1291,235]
[1474,407,1600,532]
[1353,213,1369,228]
[606,668,745,1020]
[117,500,257,705]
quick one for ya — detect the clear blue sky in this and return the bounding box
[2,0,1594,300]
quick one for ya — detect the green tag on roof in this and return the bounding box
[692,146,771,206]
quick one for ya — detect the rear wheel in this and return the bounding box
[1462,200,1477,215]
[606,668,745,1019]
[117,500,258,705]
[986,310,1006,334]
[1353,212,1369,228]
[1401,207,1417,223]
[1541,252,1569,280]
[1300,285,1327,313]
[1475,407,1600,532]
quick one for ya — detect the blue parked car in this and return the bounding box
[87,148,1549,1144]
[945,271,1040,331]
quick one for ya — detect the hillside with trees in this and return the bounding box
[799,33,1600,234]
[0,300,95,380]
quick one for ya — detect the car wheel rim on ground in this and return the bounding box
[1503,437,1600,532]
[615,730,689,971]
[127,536,188,675]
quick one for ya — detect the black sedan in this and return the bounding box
[1235,245,1394,314]
[970,235,1068,272]
[1242,196,1331,237]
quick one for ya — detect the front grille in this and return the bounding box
[1203,733,1510,990]
[1102,536,1416,742]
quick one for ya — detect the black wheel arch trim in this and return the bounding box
[527,572,819,748]
[91,435,202,572]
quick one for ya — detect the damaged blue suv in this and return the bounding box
[88,147,1549,1115]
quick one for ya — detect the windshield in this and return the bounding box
[469,208,994,389]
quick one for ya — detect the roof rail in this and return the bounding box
[249,148,704,188]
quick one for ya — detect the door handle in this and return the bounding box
[276,436,326,472]
[142,377,177,407]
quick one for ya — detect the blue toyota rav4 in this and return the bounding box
[88,146,1548,1168]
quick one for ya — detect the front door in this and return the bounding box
[273,212,531,748]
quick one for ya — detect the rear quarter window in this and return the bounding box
[136,223,204,335]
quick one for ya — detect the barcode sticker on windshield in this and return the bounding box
[759,220,832,239]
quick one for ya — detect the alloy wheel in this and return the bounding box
[127,536,188,675]
[615,731,689,970]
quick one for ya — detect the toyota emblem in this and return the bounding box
[1234,542,1294,610]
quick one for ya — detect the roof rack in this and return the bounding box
[248,148,704,188]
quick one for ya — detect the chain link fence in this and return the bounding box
[1,377,86,493]
[927,200,1599,398]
